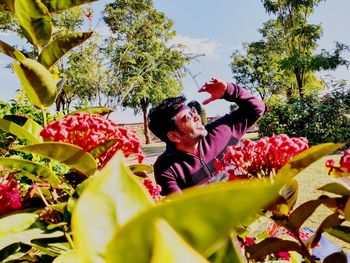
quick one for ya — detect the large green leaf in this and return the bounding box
[13,142,97,176]
[70,106,114,115]
[13,59,58,109]
[41,0,98,13]
[0,213,38,237]
[319,178,350,196]
[0,40,26,61]
[0,157,59,186]
[275,143,343,184]
[103,181,282,262]
[15,0,52,48]
[150,219,209,263]
[325,225,350,243]
[38,32,93,69]
[88,138,119,159]
[0,117,42,143]
[53,249,81,263]
[72,153,153,263]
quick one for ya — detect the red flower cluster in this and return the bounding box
[142,178,162,202]
[0,175,22,215]
[214,134,309,180]
[40,113,143,169]
[325,149,350,177]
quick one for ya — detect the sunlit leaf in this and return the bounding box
[38,32,93,68]
[105,180,282,262]
[245,237,305,260]
[275,143,343,184]
[15,0,52,48]
[0,157,59,186]
[319,181,350,196]
[53,249,82,263]
[0,118,41,143]
[0,40,26,61]
[88,138,118,158]
[4,115,43,139]
[325,225,350,243]
[13,142,97,176]
[41,0,98,12]
[70,106,114,115]
[0,213,38,237]
[13,59,57,109]
[151,219,209,263]
[72,153,153,263]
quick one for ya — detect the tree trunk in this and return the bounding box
[142,104,151,144]
[295,70,304,99]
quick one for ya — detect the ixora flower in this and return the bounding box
[142,178,162,202]
[0,174,22,215]
[325,149,350,177]
[214,134,309,180]
[40,113,144,169]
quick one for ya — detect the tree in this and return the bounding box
[103,0,189,143]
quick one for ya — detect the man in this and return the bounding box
[148,77,265,195]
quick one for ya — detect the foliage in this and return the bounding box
[103,0,190,143]
[259,88,350,145]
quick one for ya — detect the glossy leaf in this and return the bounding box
[0,213,38,237]
[319,181,350,196]
[0,40,26,61]
[72,153,153,263]
[70,106,114,115]
[13,142,97,176]
[88,138,118,158]
[275,143,343,184]
[151,219,209,263]
[0,157,59,186]
[105,180,282,262]
[325,225,350,243]
[0,117,41,143]
[245,237,305,260]
[41,0,98,13]
[53,249,82,263]
[129,164,153,174]
[4,115,43,137]
[13,59,57,109]
[15,0,52,48]
[38,32,93,68]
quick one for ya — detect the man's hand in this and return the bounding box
[198,77,227,105]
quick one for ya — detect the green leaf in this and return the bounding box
[0,157,60,187]
[0,40,26,61]
[319,180,350,196]
[104,180,282,263]
[13,142,97,176]
[14,0,52,48]
[151,219,209,263]
[275,143,343,184]
[88,138,119,159]
[38,32,93,69]
[0,117,42,143]
[53,249,82,263]
[0,213,38,237]
[129,164,153,174]
[13,59,58,109]
[41,0,98,13]
[208,235,247,263]
[245,237,305,260]
[325,225,350,243]
[70,106,114,115]
[72,153,153,263]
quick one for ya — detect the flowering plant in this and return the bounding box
[214,134,309,180]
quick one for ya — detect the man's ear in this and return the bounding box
[167,130,181,143]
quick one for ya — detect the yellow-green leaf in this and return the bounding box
[319,179,350,196]
[325,225,350,243]
[151,219,209,263]
[53,249,82,263]
[0,117,42,143]
[104,180,282,263]
[15,0,52,48]
[13,59,58,108]
[0,157,59,186]
[72,153,153,263]
[275,143,344,184]
[70,106,114,115]
[41,0,98,12]
[38,32,93,69]
[0,39,26,61]
[0,213,38,237]
[13,142,97,176]
[88,138,119,159]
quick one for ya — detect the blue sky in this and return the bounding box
[1,0,350,123]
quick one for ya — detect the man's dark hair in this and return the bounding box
[148,95,187,144]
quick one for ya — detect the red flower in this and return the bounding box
[41,113,143,169]
[0,175,22,215]
[143,178,162,202]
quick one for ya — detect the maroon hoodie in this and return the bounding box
[154,83,265,195]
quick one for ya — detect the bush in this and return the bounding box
[259,89,350,145]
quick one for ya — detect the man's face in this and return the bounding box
[172,106,208,145]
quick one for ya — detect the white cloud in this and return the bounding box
[169,35,222,59]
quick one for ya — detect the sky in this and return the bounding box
[1,0,350,123]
